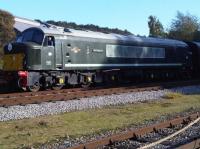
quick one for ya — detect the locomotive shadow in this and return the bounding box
[166,85,200,96]
[0,85,25,94]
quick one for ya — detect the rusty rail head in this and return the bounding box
[68,113,199,149]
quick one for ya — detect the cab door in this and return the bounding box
[55,39,63,69]
[42,36,55,70]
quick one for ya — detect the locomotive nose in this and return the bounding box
[3,43,29,71]
[4,42,28,54]
[3,42,42,71]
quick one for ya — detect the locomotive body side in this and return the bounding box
[62,35,191,71]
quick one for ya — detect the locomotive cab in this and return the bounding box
[2,27,64,91]
[3,28,44,71]
[3,27,61,71]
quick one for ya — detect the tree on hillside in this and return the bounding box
[0,9,15,48]
[168,11,200,41]
[148,15,165,37]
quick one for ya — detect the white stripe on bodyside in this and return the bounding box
[64,63,182,67]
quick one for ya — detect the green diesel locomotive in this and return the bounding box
[3,24,193,91]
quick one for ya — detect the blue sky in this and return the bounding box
[1,0,200,35]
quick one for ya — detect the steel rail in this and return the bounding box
[139,116,200,149]
[68,113,199,149]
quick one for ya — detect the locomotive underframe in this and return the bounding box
[1,65,191,92]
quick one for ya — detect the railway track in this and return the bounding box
[0,80,200,107]
[68,113,200,149]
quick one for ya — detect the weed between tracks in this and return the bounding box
[0,93,200,149]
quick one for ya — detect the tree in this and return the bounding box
[168,11,200,41]
[0,9,15,48]
[148,15,165,37]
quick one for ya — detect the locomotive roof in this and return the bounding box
[39,26,187,47]
[15,16,187,48]
[14,17,41,32]
[18,18,187,48]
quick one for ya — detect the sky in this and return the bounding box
[1,0,200,35]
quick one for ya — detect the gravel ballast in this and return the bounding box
[0,85,200,122]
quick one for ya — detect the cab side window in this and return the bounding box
[44,36,55,47]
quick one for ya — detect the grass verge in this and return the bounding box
[0,93,200,148]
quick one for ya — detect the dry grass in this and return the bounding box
[0,93,199,149]
[162,92,183,99]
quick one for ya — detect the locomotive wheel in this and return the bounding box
[81,82,91,88]
[52,77,64,90]
[81,76,92,88]
[52,84,64,90]
[27,82,40,92]
[20,86,27,92]
[17,78,27,91]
